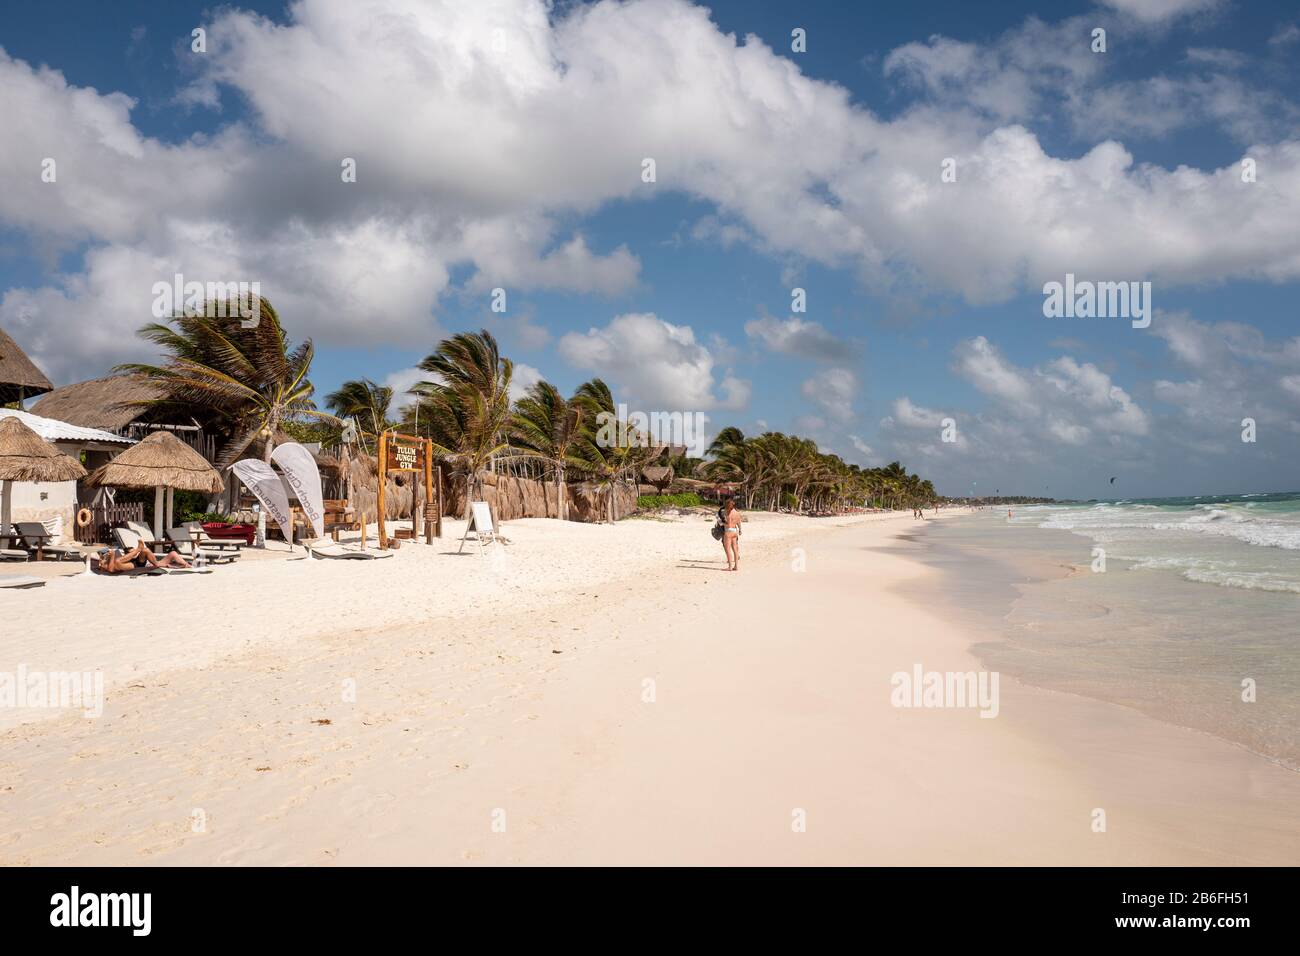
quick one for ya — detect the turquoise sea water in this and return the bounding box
[901,494,1300,770]
[1025,491,1300,593]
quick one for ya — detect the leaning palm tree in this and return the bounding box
[706,426,746,459]
[411,330,513,517]
[510,380,584,520]
[571,378,660,523]
[116,296,334,467]
[325,378,394,454]
[704,430,768,509]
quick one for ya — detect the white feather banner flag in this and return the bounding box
[231,459,294,544]
[272,442,325,540]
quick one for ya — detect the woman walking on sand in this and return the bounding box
[719,496,744,571]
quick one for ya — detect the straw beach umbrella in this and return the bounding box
[0,327,54,405]
[0,416,88,534]
[86,431,224,541]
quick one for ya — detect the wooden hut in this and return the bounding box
[32,375,216,467]
[85,431,224,540]
[0,409,129,536]
[0,416,87,541]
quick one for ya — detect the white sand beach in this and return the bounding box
[2,509,1298,866]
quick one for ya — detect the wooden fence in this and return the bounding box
[73,502,145,545]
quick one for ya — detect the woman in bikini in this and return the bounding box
[720,497,744,571]
[98,541,191,574]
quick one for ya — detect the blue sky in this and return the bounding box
[2,0,1299,498]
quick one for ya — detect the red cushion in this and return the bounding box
[202,522,256,546]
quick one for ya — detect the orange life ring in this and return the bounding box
[75,507,94,528]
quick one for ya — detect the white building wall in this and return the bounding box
[4,481,78,541]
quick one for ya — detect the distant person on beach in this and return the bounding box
[719,497,744,571]
[98,541,191,574]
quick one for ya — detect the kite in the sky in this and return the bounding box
[1110,476,1117,484]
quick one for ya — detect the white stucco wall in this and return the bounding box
[2,480,77,541]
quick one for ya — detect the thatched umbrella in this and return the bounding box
[0,327,53,405]
[642,464,674,494]
[86,431,224,540]
[0,416,88,534]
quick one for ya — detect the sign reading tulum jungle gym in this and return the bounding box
[376,430,441,548]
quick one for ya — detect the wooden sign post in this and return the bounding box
[433,465,443,540]
[423,442,439,541]
[377,432,388,549]
[377,430,438,549]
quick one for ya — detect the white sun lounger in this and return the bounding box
[166,527,240,563]
[0,574,44,589]
[305,539,393,560]
[112,529,211,570]
[92,545,213,576]
[181,520,244,550]
[90,552,166,577]
[112,527,147,553]
[124,521,175,553]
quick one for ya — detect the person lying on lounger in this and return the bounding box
[98,542,191,573]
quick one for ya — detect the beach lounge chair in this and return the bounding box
[166,527,240,563]
[11,522,83,561]
[92,544,212,576]
[180,520,245,551]
[112,527,143,552]
[0,574,44,589]
[0,529,28,562]
[114,528,197,566]
[89,552,166,577]
[124,521,176,553]
[305,539,393,560]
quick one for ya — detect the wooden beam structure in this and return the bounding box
[378,430,437,549]
[377,430,389,549]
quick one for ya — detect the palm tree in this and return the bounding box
[116,296,332,467]
[325,378,394,454]
[703,429,772,509]
[410,330,513,517]
[510,380,584,520]
[700,428,935,515]
[880,461,909,510]
[706,426,746,459]
[571,378,660,523]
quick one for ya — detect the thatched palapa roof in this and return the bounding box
[0,327,53,405]
[313,452,346,476]
[0,416,87,482]
[30,375,162,433]
[642,465,673,484]
[86,431,224,493]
